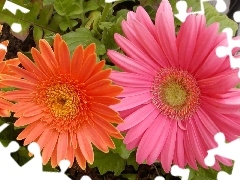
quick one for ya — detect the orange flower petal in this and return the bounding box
[0,109,10,117]
[0,79,36,90]
[17,121,41,140]
[85,69,111,86]
[92,113,120,134]
[75,147,86,170]
[53,34,63,64]
[0,97,12,110]
[37,127,53,150]
[42,130,59,165]
[82,123,108,153]
[77,130,94,164]
[15,113,43,126]
[70,132,78,149]
[24,122,45,145]
[51,146,58,168]
[91,96,120,105]
[58,41,70,74]
[76,53,96,81]
[89,102,119,117]
[87,85,123,97]
[31,48,55,76]
[3,90,32,101]
[71,45,84,78]
[8,65,40,83]
[83,43,96,60]
[85,79,111,91]
[91,122,115,149]
[17,52,47,79]
[57,132,68,163]
[90,60,105,75]
[39,39,57,65]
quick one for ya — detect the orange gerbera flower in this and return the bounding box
[1,34,123,169]
[0,41,20,117]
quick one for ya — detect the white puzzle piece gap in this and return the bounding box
[174,0,227,22]
[204,132,240,180]
[0,43,7,51]
[3,0,30,14]
[215,28,240,77]
[0,123,92,180]
[171,165,190,180]
[154,176,165,180]
[2,0,30,33]
[233,11,240,23]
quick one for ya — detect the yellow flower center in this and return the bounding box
[33,75,91,133]
[152,68,200,120]
[163,81,187,107]
[45,84,80,120]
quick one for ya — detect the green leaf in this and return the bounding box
[102,16,124,51]
[59,18,78,31]
[111,139,132,159]
[189,165,232,180]
[183,1,238,34]
[0,1,62,42]
[126,151,139,170]
[12,146,32,166]
[89,149,125,176]
[62,27,106,56]
[204,3,238,33]
[43,162,58,172]
[54,0,82,16]
[0,122,21,147]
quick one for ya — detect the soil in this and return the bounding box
[0,23,36,59]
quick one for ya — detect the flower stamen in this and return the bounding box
[152,68,200,120]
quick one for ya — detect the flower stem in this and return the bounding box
[100,3,112,22]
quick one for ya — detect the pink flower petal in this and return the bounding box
[156,5,177,66]
[111,92,152,111]
[173,128,186,167]
[131,20,169,67]
[136,115,168,164]
[176,15,197,70]
[187,119,207,168]
[136,7,156,38]
[117,103,156,131]
[119,86,150,97]
[114,34,160,71]
[107,50,154,76]
[160,120,177,172]
[124,108,159,144]
[110,71,153,88]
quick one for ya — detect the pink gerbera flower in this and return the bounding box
[108,0,240,172]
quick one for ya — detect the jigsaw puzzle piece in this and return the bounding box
[233,11,240,23]
[205,132,240,179]
[0,140,20,176]
[215,28,240,77]
[215,0,227,12]
[174,0,227,22]
[171,165,189,180]
[2,0,30,33]
[80,175,92,180]
[154,176,165,180]
[0,123,9,133]
[21,142,43,174]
